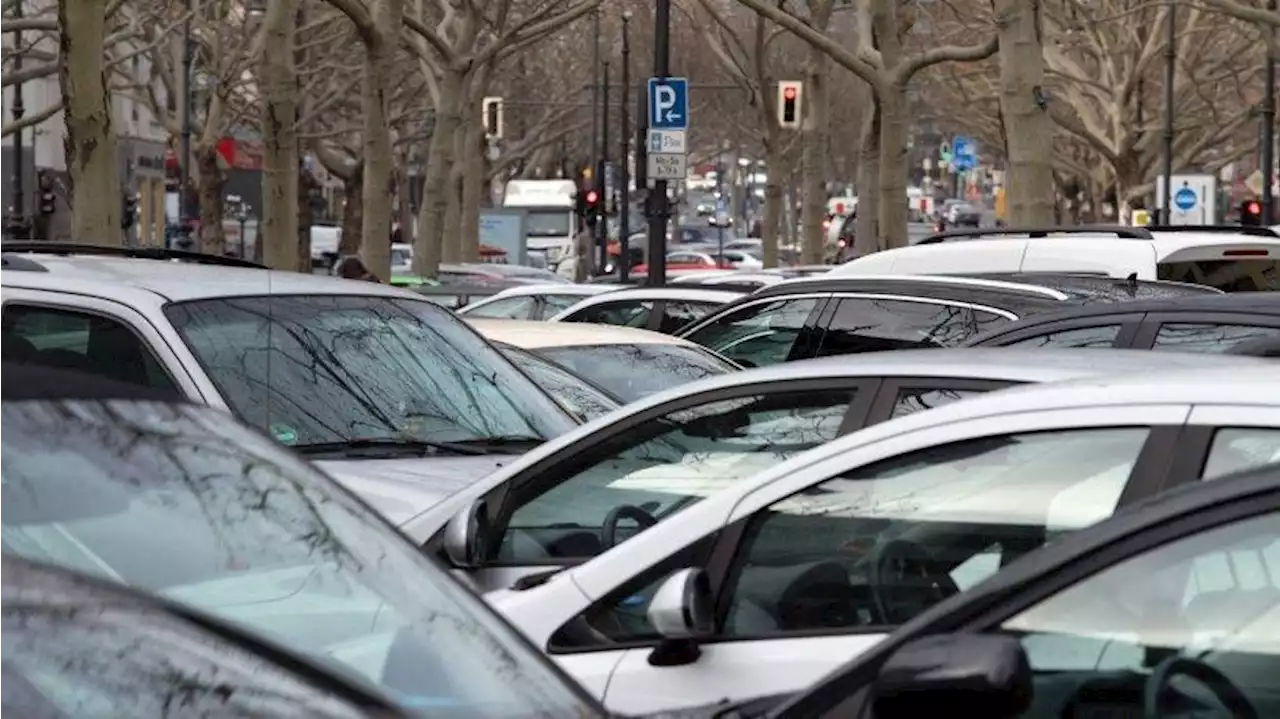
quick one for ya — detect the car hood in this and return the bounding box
[316,456,515,525]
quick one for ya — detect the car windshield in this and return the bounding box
[537,344,738,402]
[525,211,572,237]
[0,399,597,718]
[163,295,574,449]
[498,345,621,420]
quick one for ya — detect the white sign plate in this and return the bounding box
[647,129,687,154]
[647,152,688,181]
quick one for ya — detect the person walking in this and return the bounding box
[335,255,382,283]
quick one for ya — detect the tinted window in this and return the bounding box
[2,306,179,394]
[462,295,537,319]
[1004,324,1123,348]
[817,298,1005,356]
[1201,428,1280,480]
[890,387,991,418]
[720,427,1151,635]
[164,295,573,448]
[540,344,735,402]
[659,300,724,334]
[1151,323,1280,354]
[1003,511,1280,717]
[1,400,595,716]
[1159,259,1279,291]
[497,391,859,564]
[500,346,620,421]
[564,300,653,327]
[683,298,820,368]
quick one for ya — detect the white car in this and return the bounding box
[457,283,616,320]
[484,366,1280,713]
[466,318,740,402]
[0,246,579,525]
[831,225,1280,291]
[549,287,742,335]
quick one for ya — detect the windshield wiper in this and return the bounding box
[293,438,491,458]
[447,435,546,453]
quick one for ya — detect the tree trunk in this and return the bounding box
[414,71,463,277]
[461,124,484,261]
[260,0,299,270]
[358,0,400,281]
[195,146,227,253]
[762,132,785,268]
[58,0,120,244]
[995,0,1055,225]
[442,122,466,262]
[297,167,316,271]
[395,164,414,245]
[339,164,364,255]
[877,84,910,249]
[800,44,828,265]
[854,100,882,256]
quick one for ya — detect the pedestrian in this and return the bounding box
[335,255,382,283]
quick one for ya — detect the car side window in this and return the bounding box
[889,386,994,419]
[1003,324,1123,348]
[1000,511,1279,717]
[495,390,860,565]
[565,300,653,327]
[817,298,1002,357]
[543,294,587,314]
[1,305,180,394]
[464,296,537,319]
[718,427,1152,637]
[682,298,821,368]
[1151,323,1280,354]
[1201,428,1280,480]
[659,301,722,334]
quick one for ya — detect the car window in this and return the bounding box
[500,346,620,421]
[890,386,993,419]
[1003,324,1123,349]
[682,298,820,368]
[2,305,180,395]
[816,298,1006,357]
[1201,428,1280,480]
[564,300,653,328]
[544,294,589,313]
[462,295,537,319]
[1001,511,1279,717]
[718,427,1151,635]
[163,295,574,448]
[1151,323,1280,354]
[659,300,724,334]
[538,344,735,402]
[495,390,860,564]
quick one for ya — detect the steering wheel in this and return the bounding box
[600,505,659,550]
[866,538,959,625]
[1143,655,1258,719]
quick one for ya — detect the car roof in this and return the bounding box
[760,273,1073,301]
[465,318,702,349]
[475,283,616,300]
[553,286,743,306]
[964,272,1223,299]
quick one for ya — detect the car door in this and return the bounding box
[454,377,880,593]
[812,295,1013,358]
[1130,311,1280,353]
[971,312,1146,349]
[593,408,1188,713]
[1158,404,1280,487]
[678,295,832,368]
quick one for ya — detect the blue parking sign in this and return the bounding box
[647,77,688,130]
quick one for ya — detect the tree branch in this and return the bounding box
[1,100,62,137]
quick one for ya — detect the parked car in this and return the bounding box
[495,343,622,421]
[550,287,743,335]
[468,318,740,402]
[458,283,616,320]
[485,366,1280,713]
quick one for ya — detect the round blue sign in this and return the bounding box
[1173,187,1197,211]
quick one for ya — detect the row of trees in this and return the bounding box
[2,0,1277,275]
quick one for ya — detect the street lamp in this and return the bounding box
[618,10,633,280]
[1159,0,1176,223]
[6,0,30,240]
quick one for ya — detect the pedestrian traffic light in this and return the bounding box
[777,81,803,130]
[121,193,138,230]
[1241,199,1263,226]
[482,96,503,140]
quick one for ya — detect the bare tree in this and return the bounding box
[995,0,1054,224]
[260,0,300,269]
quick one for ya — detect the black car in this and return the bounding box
[676,275,1100,368]
[754,461,1280,718]
[968,291,1280,354]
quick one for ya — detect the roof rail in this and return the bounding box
[0,242,268,269]
[0,254,50,272]
[917,225,1153,244]
[1145,225,1280,238]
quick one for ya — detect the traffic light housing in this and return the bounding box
[583,189,601,226]
[482,96,503,140]
[37,170,56,216]
[1241,199,1263,226]
[121,193,139,230]
[777,81,803,129]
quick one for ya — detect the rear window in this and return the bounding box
[1159,259,1279,292]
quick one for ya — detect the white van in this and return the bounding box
[502,180,577,271]
[831,225,1280,291]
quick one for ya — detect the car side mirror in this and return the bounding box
[442,498,488,569]
[646,568,714,668]
[872,634,1032,719]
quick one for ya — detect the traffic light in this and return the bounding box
[777,81,803,129]
[121,192,138,230]
[481,96,503,140]
[583,189,601,226]
[1241,199,1263,226]
[37,171,56,216]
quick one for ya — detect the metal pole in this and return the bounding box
[1160,0,1176,223]
[716,149,725,262]
[180,0,195,246]
[7,0,29,240]
[589,10,601,252]
[647,0,671,286]
[598,58,611,275]
[619,12,632,280]
[1261,0,1277,224]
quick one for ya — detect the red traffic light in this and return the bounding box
[585,190,599,204]
[1245,201,1261,215]
[783,86,797,100]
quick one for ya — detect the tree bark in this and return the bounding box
[762,131,785,268]
[195,146,227,253]
[58,0,120,244]
[995,0,1054,225]
[800,42,829,265]
[339,163,364,255]
[260,0,300,270]
[395,164,414,245]
[297,167,316,271]
[854,101,882,256]
[442,122,466,262]
[358,0,401,281]
[461,123,484,261]
[414,69,463,276]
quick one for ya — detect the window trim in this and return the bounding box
[813,293,1020,357]
[863,377,1019,427]
[971,312,1146,349]
[1129,311,1280,350]
[675,292,834,339]
[474,377,882,569]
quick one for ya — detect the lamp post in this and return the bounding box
[1261,0,1276,223]
[180,0,195,241]
[646,0,672,286]
[6,0,29,239]
[589,9,601,245]
[1159,0,1176,223]
[618,10,632,280]
[597,57,610,274]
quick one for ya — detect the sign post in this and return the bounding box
[1155,173,1218,225]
